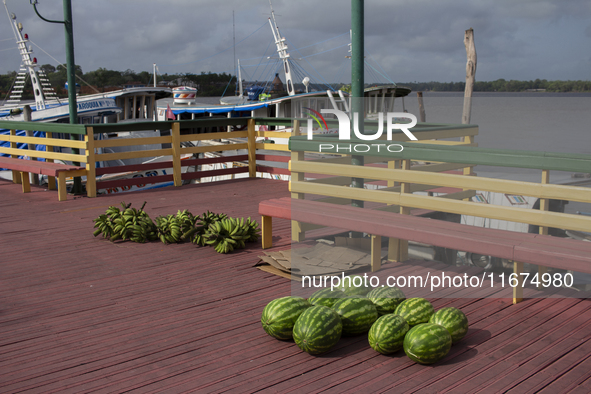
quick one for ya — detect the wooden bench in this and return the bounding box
[0,156,86,201]
[260,197,591,302]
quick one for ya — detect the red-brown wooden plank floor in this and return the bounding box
[0,177,590,393]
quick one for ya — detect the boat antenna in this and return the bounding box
[268,0,295,96]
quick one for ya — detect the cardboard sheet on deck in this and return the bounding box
[255,237,383,281]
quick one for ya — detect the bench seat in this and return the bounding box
[259,197,591,275]
[0,156,86,201]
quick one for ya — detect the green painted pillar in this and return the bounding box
[33,0,82,192]
[351,0,364,209]
[63,0,78,125]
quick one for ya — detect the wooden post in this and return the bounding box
[513,261,524,304]
[46,132,56,190]
[247,118,256,178]
[85,127,97,198]
[371,234,382,272]
[388,159,410,262]
[23,105,39,185]
[9,129,21,184]
[171,122,182,187]
[417,92,426,122]
[261,215,273,249]
[462,28,476,126]
[290,120,305,242]
[537,170,550,288]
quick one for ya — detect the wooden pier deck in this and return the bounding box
[1,178,590,393]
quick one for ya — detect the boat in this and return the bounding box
[0,3,183,192]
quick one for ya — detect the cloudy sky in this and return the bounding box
[0,0,589,85]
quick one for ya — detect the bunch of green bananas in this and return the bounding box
[202,216,261,254]
[155,214,184,244]
[93,202,157,243]
[176,209,199,241]
[191,211,228,246]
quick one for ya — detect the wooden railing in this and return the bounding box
[0,121,88,186]
[288,129,591,300]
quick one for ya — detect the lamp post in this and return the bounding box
[31,0,82,193]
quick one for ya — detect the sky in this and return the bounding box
[0,0,590,85]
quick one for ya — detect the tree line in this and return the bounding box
[1,66,589,100]
[394,79,591,93]
[0,66,236,99]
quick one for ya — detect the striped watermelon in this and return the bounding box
[368,314,409,354]
[366,286,406,315]
[339,275,372,296]
[331,296,378,335]
[293,305,342,355]
[308,287,346,308]
[429,307,469,343]
[394,298,434,327]
[261,296,311,340]
[403,323,452,364]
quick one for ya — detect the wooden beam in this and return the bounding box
[247,118,257,178]
[462,28,476,125]
[171,122,182,187]
[85,127,97,198]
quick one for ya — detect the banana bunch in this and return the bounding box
[244,217,261,242]
[93,213,115,238]
[191,211,228,246]
[201,217,261,254]
[176,209,199,241]
[155,214,184,244]
[119,204,157,243]
[93,201,156,243]
[202,218,236,254]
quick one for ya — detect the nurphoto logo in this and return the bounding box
[304,108,419,153]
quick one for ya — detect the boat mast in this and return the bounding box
[268,1,295,96]
[4,1,47,110]
[237,59,243,97]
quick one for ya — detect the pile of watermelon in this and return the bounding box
[261,275,469,364]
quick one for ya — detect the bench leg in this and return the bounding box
[57,172,67,202]
[387,238,408,262]
[291,220,305,243]
[20,172,30,193]
[513,261,524,304]
[261,215,273,249]
[12,170,22,184]
[371,235,382,272]
[48,175,56,190]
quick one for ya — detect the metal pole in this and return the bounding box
[63,0,77,125]
[32,0,82,193]
[351,0,364,209]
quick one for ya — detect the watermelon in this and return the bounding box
[331,296,378,335]
[429,307,469,343]
[293,305,342,354]
[366,286,406,315]
[339,274,372,296]
[261,296,311,340]
[403,323,452,364]
[308,287,346,308]
[368,314,409,354]
[394,298,434,326]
